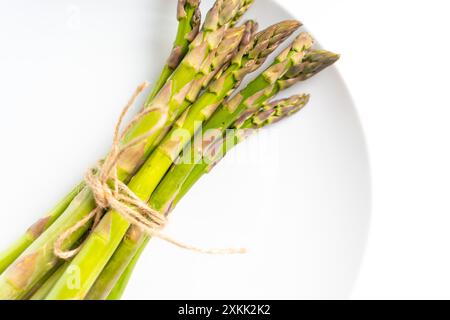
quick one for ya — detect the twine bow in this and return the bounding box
[54,82,246,260]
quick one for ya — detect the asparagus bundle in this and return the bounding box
[0,0,205,276]
[0,0,339,300]
[46,27,307,302]
[0,0,253,299]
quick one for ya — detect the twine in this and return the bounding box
[54,82,246,260]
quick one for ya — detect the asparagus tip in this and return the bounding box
[240,20,259,48]
[177,0,202,20]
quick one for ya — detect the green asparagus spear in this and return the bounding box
[84,226,145,300]
[105,238,148,300]
[230,0,255,27]
[147,0,202,101]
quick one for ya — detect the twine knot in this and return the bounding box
[54,82,246,260]
[86,165,109,209]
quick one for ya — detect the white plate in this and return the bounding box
[0,0,371,299]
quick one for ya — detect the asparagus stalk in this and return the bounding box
[105,238,148,300]
[0,0,253,300]
[89,94,311,300]
[84,226,145,300]
[147,0,202,101]
[230,0,255,27]
[0,0,201,277]
[0,182,85,275]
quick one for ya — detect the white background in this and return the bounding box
[278,0,450,299]
[0,0,448,300]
